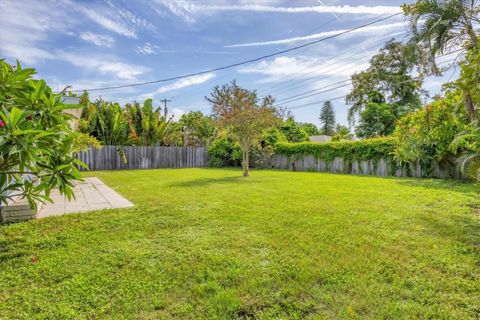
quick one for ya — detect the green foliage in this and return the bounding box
[449,122,480,179]
[299,122,319,136]
[276,137,396,162]
[454,46,480,117]
[279,116,309,142]
[0,60,84,209]
[207,80,281,176]
[355,95,400,138]
[319,100,335,135]
[346,40,424,124]
[125,99,181,146]
[393,93,468,165]
[179,111,216,146]
[81,100,130,146]
[331,124,353,141]
[402,0,479,75]
[207,134,242,167]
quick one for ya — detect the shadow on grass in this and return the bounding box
[416,211,480,253]
[167,175,252,188]
[396,178,479,194]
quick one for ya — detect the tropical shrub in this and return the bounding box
[393,93,468,167]
[0,60,85,209]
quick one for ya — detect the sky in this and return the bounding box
[0,0,460,126]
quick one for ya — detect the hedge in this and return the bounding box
[274,137,397,162]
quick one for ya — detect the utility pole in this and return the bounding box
[160,98,172,119]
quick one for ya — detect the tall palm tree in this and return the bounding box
[403,0,479,117]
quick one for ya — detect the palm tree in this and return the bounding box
[403,0,479,117]
[449,122,480,178]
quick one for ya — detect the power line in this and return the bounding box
[256,31,408,96]
[69,13,402,93]
[284,60,457,110]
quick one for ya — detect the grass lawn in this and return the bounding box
[1,168,479,319]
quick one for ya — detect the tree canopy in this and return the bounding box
[207,81,280,176]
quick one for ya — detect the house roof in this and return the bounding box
[309,135,332,143]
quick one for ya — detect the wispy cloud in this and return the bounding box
[136,43,158,55]
[76,2,153,38]
[57,52,151,80]
[239,55,369,84]
[154,2,401,24]
[139,73,215,100]
[0,0,72,63]
[80,32,115,47]
[226,22,405,48]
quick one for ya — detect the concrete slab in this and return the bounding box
[37,177,133,218]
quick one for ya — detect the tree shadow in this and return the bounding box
[167,175,253,188]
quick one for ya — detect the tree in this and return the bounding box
[346,40,424,124]
[207,81,280,176]
[179,111,216,146]
[402,0,479,117]
[355,92,400,138]
[331,124,353,141]
[0,60,85,209]
[319,101,335,135]
[279,116,309,142]
[299,122,319,136]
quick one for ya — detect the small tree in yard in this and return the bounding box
[0,60,86,209]
[207,81,280,177]
[319,100,336,135]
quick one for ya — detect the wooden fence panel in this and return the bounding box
[76,146,208,171]
[264,154,462,179]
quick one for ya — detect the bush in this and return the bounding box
[275,137,397,162]
[208,135,242,167]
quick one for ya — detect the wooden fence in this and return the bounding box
[264,154,462,179]
[76,146,208,171]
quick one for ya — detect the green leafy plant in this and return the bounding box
[0,60,85,209]
[275,137,397,162]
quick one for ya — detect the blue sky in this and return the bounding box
[0,0,459,126]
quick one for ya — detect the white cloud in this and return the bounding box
[240,55,369,85]
[78,7,137,38]
[169,108,186,121]
[57,52,151,80]
[0,0,72,63]
[80,32,115,47]
[76,2,153,38]
[226,22,405,48]
[136,43,162,55]
[139,73,215,100]
[153,2,401,24]
[195,4,401,15]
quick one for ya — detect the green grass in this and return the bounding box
[1,168,479,319]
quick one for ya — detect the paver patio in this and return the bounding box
[37,177,133,218]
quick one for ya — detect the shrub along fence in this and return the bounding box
[76,145,208,171]
[263,138,462,179]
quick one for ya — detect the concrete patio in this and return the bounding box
[37,177,133,218]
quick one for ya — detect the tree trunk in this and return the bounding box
[465,92,475,120]
[242,149,249,177]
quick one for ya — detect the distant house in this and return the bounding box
[309,135,332,143]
